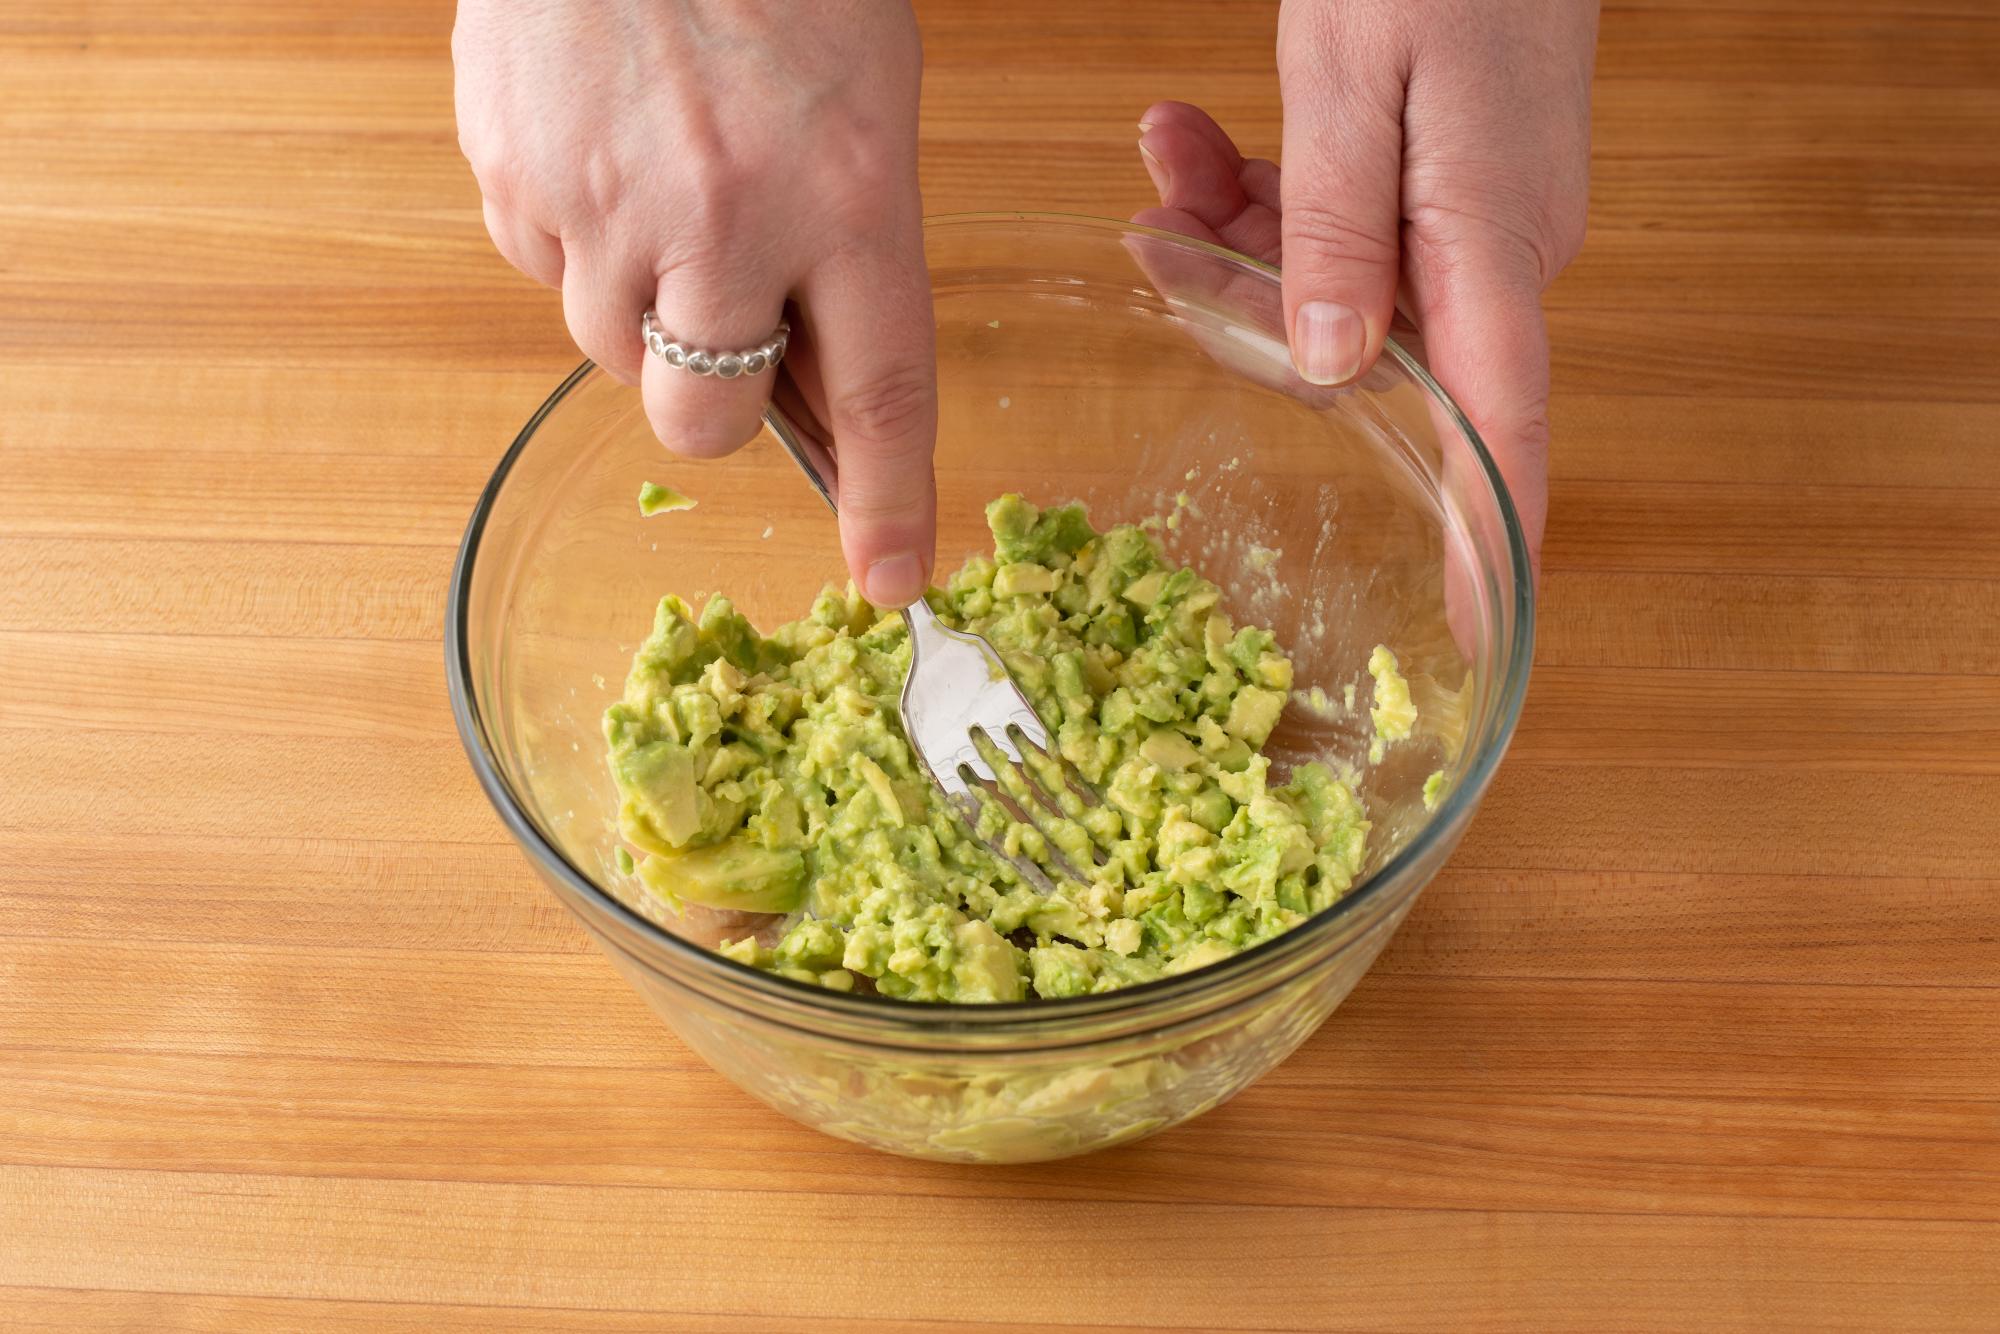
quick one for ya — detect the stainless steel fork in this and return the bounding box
[768,376,1097,891]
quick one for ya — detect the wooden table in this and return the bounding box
[4,1,1996,1328]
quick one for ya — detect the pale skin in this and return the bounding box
[454,0,1597,603]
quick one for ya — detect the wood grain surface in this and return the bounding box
[3,1,1997,1329]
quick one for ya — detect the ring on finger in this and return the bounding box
[641,311,789,379]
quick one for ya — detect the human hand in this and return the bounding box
[1135,0,1598,576]
[453,0,937,607]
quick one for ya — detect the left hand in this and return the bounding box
[1134,0,1599,577]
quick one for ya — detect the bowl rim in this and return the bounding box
[445,211,1535,1029]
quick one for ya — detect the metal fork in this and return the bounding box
[768,375,1099,891]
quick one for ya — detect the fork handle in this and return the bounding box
[769,367,842,515]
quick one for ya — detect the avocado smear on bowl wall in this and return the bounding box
[603,493,1417,1003]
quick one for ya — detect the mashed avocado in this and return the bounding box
[604,494,1379,1002]
[1366,644,1417,765]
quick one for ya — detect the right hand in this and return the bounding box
[453,0,938,608]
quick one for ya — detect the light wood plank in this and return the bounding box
[0,448,492,547]
[1538,571,2000,674]
[0,1287,1139,1334]
[2,1167,1995,1331]
[1594,7,2000,88]
[1551,396,2000,489]
[0,633,448,739]
[0,731,498,844]
[1585,154,2000,237]
[1460,765,2000,879]
[0,538,447,639]
[0,279,577,370]
[9,829,1993,989]
[1510,667,2000,774]
[1546,311,2000,402]
[0,941,670,1071]
[0,365,554,458]
[1543,481,2000,579]
[1550,232,2000,318]
[0,831,575,955]
[0,2,448,54]
[4,937,1996,1100]
[7,1050,1997,1223]
[1609,0,2000,16]
[1388,867,2000,988]
[0,130,475,212]
[0,206,513,286]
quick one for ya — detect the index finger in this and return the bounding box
[795,240,939,608]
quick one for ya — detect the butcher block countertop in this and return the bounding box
[4,1,1997,1328]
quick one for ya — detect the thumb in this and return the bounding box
[1277,29,1404,386]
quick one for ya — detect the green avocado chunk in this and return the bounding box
[637,481,697,516]
[1366,644,1418,765]
[637,836,805,914]
[602,492,1389,1001]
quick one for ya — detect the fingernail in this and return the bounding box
[1138,142,1171,198]
[864,552,926,609]
[1137,118,1155,134]
[1293,301,1365,385]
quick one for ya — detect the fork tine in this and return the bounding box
[971,726,1103,878]
[1003,722,1104,813]
[981,724,1061,815]
[993,727,1092,840]
[996,725,1111,868]
[959,749,999,786]
[960,767,1091,886]
[948,788,1062,894]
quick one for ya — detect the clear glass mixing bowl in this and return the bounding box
[447,213,1533,1163]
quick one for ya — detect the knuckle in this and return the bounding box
[836,132,902,204]
[1278,2,1409,84]
[1407,189,1579,290]
[571,141,637,223]
[660,113,775,236]
[1276,3,1343,77]
[478,199,511,247]
[1284,203,1399,271]
[457,132,514,198]
[1492,419,1553,495]
[809,121,913,236]
[559,278,615,343]
[562,310,614,364]
[833,366,935,449]
[840,471,933,526]
[674,162,745,235]
[1506,411,1552,468]
[1407,201,1542,287]
[1404,207,1476,273]
[1548,201,1589,273]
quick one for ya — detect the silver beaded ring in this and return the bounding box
[641,311,789,379]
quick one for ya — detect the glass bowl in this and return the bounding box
[447,213,1533,1163]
